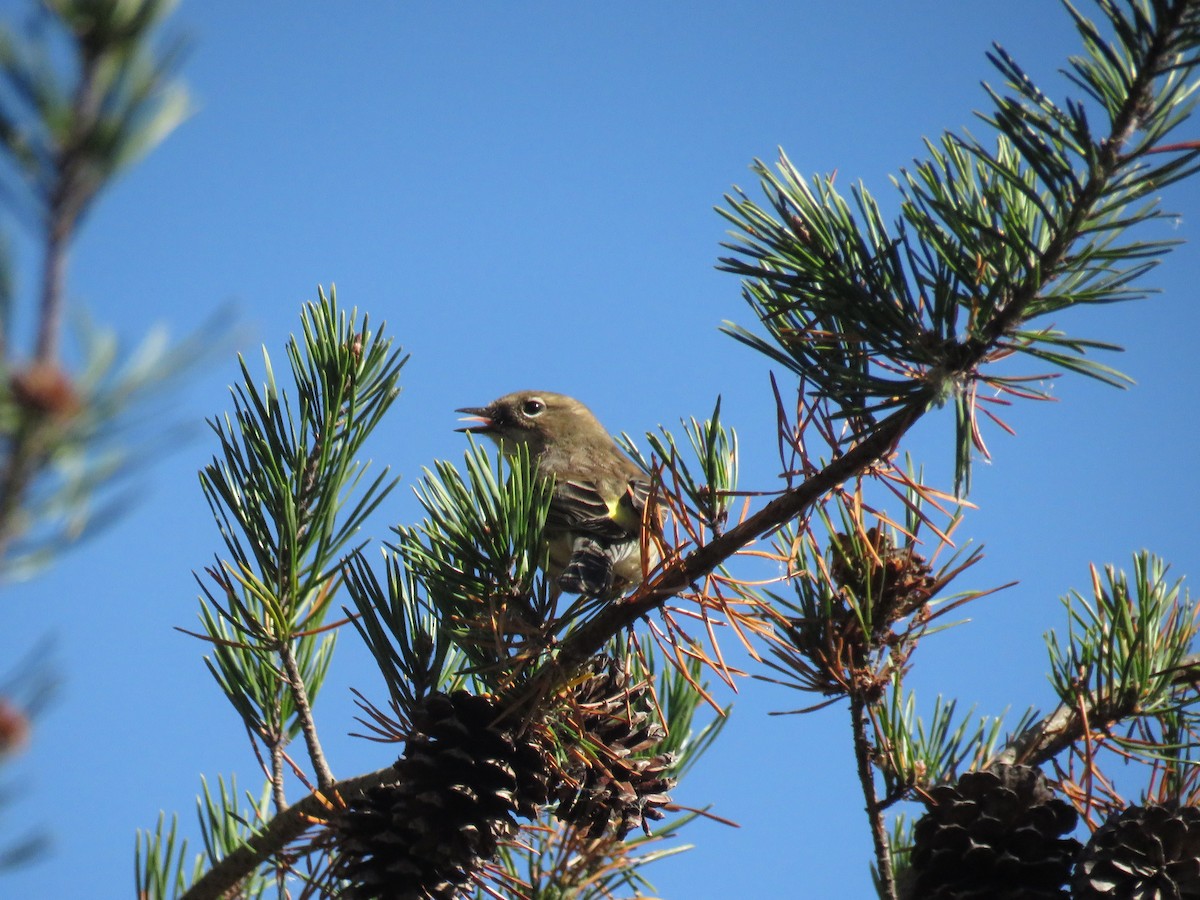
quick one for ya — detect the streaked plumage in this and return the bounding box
[456,390,655,597]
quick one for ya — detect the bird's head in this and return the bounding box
[456,390,604,458]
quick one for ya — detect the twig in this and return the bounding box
[271,740,287,813]
[246,719,289,814]
[851,692,896,900]
[37,31,106,364]
[279,638,335,790]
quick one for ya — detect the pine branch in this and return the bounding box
[986,663,1200,770]
[179,766,398,900]
[977,0,1196,349]
[719,0,1200,493]
[0,0,192,570]
[519,404,920,713]
[993,561,1200,772]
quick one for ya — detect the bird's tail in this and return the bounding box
[558,537,614,597]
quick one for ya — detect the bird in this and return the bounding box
[456,390,656,598]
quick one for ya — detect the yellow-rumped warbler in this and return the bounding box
[456,390,655,598]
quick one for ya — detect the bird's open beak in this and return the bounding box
[455,406,495,433]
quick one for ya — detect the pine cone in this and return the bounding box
[908,764,1080,899]
[1072,804,1200,899]
[830,527,936,626]
[552,655,675,839]
[333,690,552,900]
[9,362,81,420]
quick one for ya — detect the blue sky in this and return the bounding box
[3,1,1199,897]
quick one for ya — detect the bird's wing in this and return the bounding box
[548,477,650,541]
[626,478,652,517]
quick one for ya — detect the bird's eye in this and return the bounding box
[521,398,546,417]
